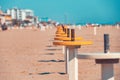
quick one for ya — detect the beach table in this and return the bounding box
[53,28,92,80]
[53,26,120,80]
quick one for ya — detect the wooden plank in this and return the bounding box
[68,46,78,80]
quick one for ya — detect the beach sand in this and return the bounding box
[0,26,120,80]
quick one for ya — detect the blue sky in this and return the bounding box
[0,0,120,24]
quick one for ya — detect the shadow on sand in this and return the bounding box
[37,72,66,75]
[45,48,62,51]
[38,59,64,62]
[45,53,55,55]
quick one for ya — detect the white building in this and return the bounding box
[0,10,12,26]
[7,8,34,21]
[7,8,20,20]
[7,8,39,26]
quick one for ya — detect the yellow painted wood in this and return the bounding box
[56,34,67,37]
[56,33,65,35]
[53,41,93,46]
[54,37,83,41]
[56,31,64,33]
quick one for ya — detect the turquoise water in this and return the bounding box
[0,0,120,24]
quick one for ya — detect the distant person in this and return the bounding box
[0,19,2,29]
[1,23,7,31]
[37,23,40,28]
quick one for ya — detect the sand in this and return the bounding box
[0,26,120,80]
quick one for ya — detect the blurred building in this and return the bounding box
[7,8,38,26]
[0,10,12,26]
[7,8,34,20]
[40,17,49,22]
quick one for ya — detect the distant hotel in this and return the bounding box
[7,8,34,21]
[6,7,39,26]
[0,7,56,28]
